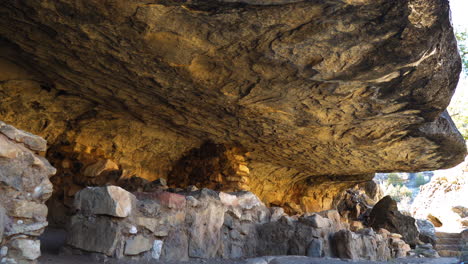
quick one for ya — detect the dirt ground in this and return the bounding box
[38,228,461,264]
[37,254,462,264]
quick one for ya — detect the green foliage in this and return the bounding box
[381,183,413,202]
[386,173,406,186]
[450,30,468,140]
[448,102,468,140]
[456,30,468,74]
[414,173,429,187]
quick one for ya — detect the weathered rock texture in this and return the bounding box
[0,121,56,264]
[369,196,419,247]
[0,0,466,221]
[65,186,411,261]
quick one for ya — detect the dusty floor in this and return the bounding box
[38,228,461,264]
[37,254,462,264]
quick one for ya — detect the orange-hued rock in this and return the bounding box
[0,0,466,227]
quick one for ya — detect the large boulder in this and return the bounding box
[66,214,122,256]
[74,186,136,217]
[369,196,419,246]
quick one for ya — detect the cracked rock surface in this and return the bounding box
[0,0,466,215]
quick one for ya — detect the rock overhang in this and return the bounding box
[0,0,466,182]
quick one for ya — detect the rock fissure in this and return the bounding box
[0,0,466,262]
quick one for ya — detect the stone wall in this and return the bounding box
[0,121,56,264]
[64,185,411,262]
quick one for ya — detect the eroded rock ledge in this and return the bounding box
[0,0,466,218]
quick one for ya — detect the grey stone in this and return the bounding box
[152,240,163,260]
[9,239,40,260]
[5,221,48,236]
[270,207,285,222]
[124,235,152,255]
[74,186,135,217]
[161,229,189,261]
[0,121,47,152]
[0,257,17,264]
[306,238,323,257]
[9,200,48,219]
[187,194,225,258]
[236,192,263,210]
[0,246,8,257]
[66,215,121,256]
[186,196,200,207]
[135,217,169,236]
[301,214,330,228]
[416,219,436,245]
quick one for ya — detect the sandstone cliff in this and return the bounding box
[0,0,466,215]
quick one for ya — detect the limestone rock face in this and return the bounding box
[0,121,55,264]
[0,0,466,213]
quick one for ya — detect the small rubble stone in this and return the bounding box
[5,222,48,236]
[186,196,200,207]
[9,200,47,219]
[302,214,330,228]
[270,207,285,222]
[306,238,323,257]
[83,159,119,177]
[0,246,8,256]
[186,185,198,192]
[152,240,163,260]
[124,235,152,255]
[9,239,40,260]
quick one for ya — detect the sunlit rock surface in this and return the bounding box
[0,0,466,216]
